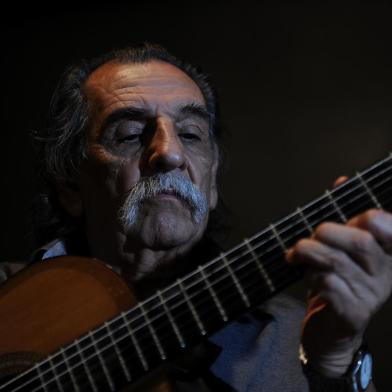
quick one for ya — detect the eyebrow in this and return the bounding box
[179,103,211,123]
[101,103,211,130]
[102,107,147,130]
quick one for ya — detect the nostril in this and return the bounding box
[149,149,185,172]
[153,158,170,172]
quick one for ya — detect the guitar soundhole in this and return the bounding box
[0,351,42,381]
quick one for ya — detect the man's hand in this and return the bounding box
[287,208,392,377]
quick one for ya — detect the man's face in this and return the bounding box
[64,60,218,278]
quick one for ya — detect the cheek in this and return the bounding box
[115,160,141,194]
[189,155,216,197]
[83,146,141,198]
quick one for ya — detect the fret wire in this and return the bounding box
[157,289,186,348]
[139,303,167,360]
[221,254,250,307]
[245,263,298,300]
[59,347,80,391]
[177,278,206,335]
[23,183,392,392]
[35,363,49,392]
[22,187,392,392]
[325,189,347,222]
[88,331,115,391]
[298,154,390,222]
[249,187,392,289]
[48,355,64,392]
[356,172,382,208]
[120,312,149,371]
[296,207,313,234]
[251,154,392,250]
[198,266,228,322]
[169,187,392,324]
[104,321,132,382]
[172,178,392,329]
[34,195,386,392]
[243,195,392,294]
[110,262,298,382]
[75,339,98,392]
[243,238,275,292]
[55,161,392,377]
[11,185,392,392]
[6,158,390,392]
[270,223,288,252]
[36,183,392,392]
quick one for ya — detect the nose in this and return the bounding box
[146,118,186,173]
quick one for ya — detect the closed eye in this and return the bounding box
[179,133,201,141]
[118,134,142,143]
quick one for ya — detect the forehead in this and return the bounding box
[84,60,206,118]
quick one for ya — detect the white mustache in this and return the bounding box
[118,173,208,232]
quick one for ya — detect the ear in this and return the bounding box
[209,143,219,210]
[57,183,83,217]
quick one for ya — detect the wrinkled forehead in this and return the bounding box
[84,60,206,119]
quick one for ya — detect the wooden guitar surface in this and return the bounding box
[0,257,172,391]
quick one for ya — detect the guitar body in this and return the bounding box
[1,154,391,391]
[0,257,172,391]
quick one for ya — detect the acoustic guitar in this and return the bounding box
[1,154,391,391]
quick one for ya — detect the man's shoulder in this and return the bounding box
[0,238,68,285]
[0,261,29,284]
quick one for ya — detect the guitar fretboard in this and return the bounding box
[3,154,392,392]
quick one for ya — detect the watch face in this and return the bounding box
[359,353,373,389]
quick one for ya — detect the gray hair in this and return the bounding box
[119,173,208,233]
[33,42,223,245]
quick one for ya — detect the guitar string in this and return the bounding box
[6,158,392,388]
[57,178,392,392]
[8,171,392,392]
[8,166,392,392]
[29,178,392,392]
[44,260,300,392]
[6,160,389,392]
[19,205,392,391]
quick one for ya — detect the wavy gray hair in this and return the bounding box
[33,42,223,246]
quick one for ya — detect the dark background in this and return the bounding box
[1,1,392,389]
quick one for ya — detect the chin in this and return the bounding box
[131,211,206,250]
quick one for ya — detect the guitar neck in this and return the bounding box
[4,154,392,392]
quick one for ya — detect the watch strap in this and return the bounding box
[300,344,372,392]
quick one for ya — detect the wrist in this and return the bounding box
[301,336,362,377]
[300,344,373,392]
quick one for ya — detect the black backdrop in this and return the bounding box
[2,2,392,389]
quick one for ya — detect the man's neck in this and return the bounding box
[123,236,221,299]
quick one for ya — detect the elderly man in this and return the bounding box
[1,43,392,391]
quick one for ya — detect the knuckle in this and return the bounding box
[352,231,374,255]
[320,273,334,289]
[327,251,341,268]
[314,222,332,239]
[293,239,309,255]
[359,209,383,228]
[365,208,382,220]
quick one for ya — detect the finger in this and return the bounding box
[312,222,385,275]
[287,237,370,279]
[287,238,332,270]
[304,265,379,310]
[287,239,391,310]
[307,273,370,330]
[348,209,392,254]
[333,176,349,188]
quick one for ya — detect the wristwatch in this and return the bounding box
[348,346,373,392]
[300,344,373,392]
